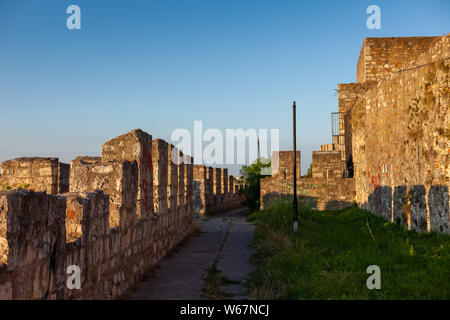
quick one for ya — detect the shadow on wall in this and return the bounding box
[363,185,449,234]
[261,192,354,211]
[192,181,203,215]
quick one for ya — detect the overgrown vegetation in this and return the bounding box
[247,201,450,300]
[0,184,31,191]
[240,158,271,211]
[408,63,448,143]
[203,263,232,299]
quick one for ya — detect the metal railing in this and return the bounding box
[331,112,345,137]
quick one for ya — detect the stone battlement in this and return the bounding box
[312,151,344,179]
[0,129,239,299]
[193,165,242,215]
[260,151,355,211]
[0,157,69,194]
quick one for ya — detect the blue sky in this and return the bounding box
[0,0,449,175]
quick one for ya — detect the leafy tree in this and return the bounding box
[303,163,313,178]
[240,158,271,211]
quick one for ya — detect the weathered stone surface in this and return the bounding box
[261,151,355,211]
[337,82,376,164]
[351,34,450,232]
[0,190,66,300]
[177,151,185,208]
[167,144,179,211]
[183,155,193,206]
[213,167,222,196]
[368,186,392,222]
[205,166,214,212]
[320,144,335,152]
[261,175,355,211]
[357,36,441,83]
[0,237,7,266]
[221,168,228,194]
[271,151,301,178]
[65,193,87,242]
[193,165,242,215]
[70,156,138,229]
[193,165,207,215]
[102,129,153,220]
[0,157,59,194]
[64,191,110,299]
[152,139,168,215]
[312,151,344,179]
[0,128,238,300]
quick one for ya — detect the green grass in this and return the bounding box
[247,201,450,300]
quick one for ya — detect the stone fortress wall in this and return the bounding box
[349,35,449,233]
[261,34,449,235]
[0,33,448,300]
[0,129,241,299]
[341,34,449,234]
[356,36,442,83]
[260,151,355,211]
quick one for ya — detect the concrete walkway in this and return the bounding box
[129,207,254,300]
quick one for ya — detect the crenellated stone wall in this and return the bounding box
[101,129,153,220]
[260,151,355,211]
[193,165,207,215]
[272,151,301,178]
[0,128,234,299]
[152,139,169,216]
[192,165,242,216]
[69,156,138,229]
[260,176,355,211]
[320,144,335,152]
[0,157,69,195]
[312,151,344,179]
[0,190,67,300]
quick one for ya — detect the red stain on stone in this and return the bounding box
[67,210,76,220]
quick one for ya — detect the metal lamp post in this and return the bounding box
[293,101,298,233]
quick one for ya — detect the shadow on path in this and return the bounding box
[129,207,254,300]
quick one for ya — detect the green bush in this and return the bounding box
[240,158,271,211]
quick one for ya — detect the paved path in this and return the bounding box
[130,207,254,300]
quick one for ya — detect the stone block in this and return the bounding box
[102,129,153,220]
[167,144,180,211]
[152,139,168,215]
[271,151,301,178]
[70,157,138,230]
[0,190,66,299]
[0,157,59,194]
